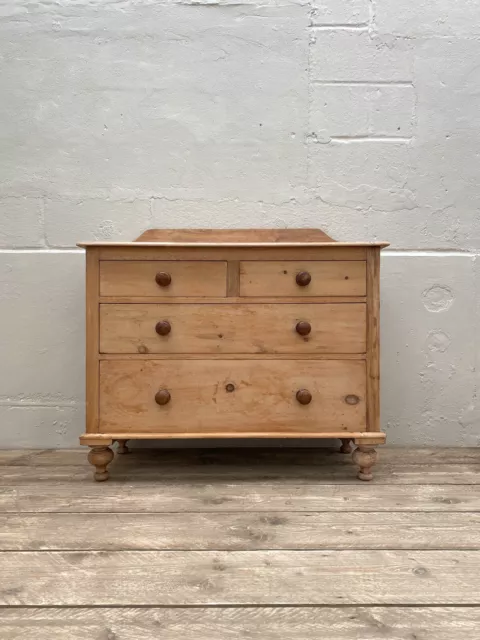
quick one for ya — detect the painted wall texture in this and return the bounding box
[0,0,479,447]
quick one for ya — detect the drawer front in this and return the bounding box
[99,261,227,297]
[100,303,366,354]
[99,359,366,434]
[239,261,366,297]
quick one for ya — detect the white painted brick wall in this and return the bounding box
[310,0,369,26]
[310,85,415,139]
[310,31,413,82]
[0,0,479,446]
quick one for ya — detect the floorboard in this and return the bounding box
[1,512,479,551]
[0,447,478,638]
[2,482,479,513]
[1,607,480,640]
[2,550,480,605]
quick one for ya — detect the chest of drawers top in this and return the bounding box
[79,228,388,482]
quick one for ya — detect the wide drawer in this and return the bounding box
[99,261,227,297]
[239,261,366,297]
[100,303,366,354]
[99,359,366,434]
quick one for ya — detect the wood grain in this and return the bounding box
[96,246,368,261]
[100,353,366,361]
[1,512,479,551]
[84,431,384,440]
[1,550,479,605]
[1,445,477,636]
[85,247,100,434]
[366,247,380,432]
[0,607,476,640]
[98,359,366,434]
[99,296,367,304]
[134,228,335,243]
[226,261,240,296]
[240,260,366,297]
[99,303,367,354]
[99,261,227,297]
[2,482,480,513]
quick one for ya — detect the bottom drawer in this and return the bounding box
[99,360,366,435]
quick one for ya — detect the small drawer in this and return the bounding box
[99,359,366,434]
[99,261,227,297]
[239,261,366,297]
[99,303,366,354]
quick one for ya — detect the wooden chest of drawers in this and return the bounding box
[78,229,388,481]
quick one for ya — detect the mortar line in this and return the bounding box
[369,0,377,33]
[309,24,369,31]
[39,197,47,249]
[383,250,476,257]
[306,0,315,191]
[0,248,84,254]
[312,80,414,87]
[329,135,412,142]
[0,402,78,408]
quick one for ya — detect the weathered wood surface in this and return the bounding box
[1,512,479,551]
[1,448,480,636]
[1,447,478,466]
[1,462,480,484]
[0,607,478,640]
[1,550,480,605]
[2,482,479,513]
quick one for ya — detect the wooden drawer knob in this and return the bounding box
[296,389,312,405]
[155,320,171,336]
[296,271,311,287]
[295,321,311,336]
[155,389,171,405]
[155,272,172,287]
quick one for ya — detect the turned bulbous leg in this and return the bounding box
[88,446,114,482]
[352,445,378,481]
[116,439,130,455]
[339,438,353,454]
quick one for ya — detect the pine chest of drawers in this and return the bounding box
[78,229,388,481]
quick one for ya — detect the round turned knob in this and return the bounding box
[155,389,171,406]
[296,271,311,287]
[155,320,171,336]
[155,272,171,287]
[345,394,360,405]
[295,321,311,336]
[296,389,312,405]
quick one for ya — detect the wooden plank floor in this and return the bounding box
[1,447,480,639]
